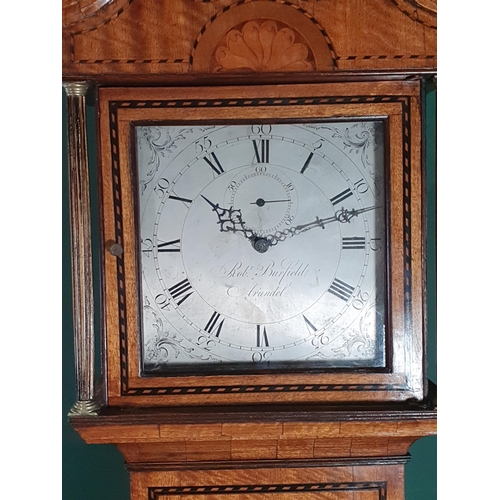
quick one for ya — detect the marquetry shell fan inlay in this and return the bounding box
[212,20,314,73]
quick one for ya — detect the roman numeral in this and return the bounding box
[252,139,270,163]
[168,278,194,306]
[300,152,314,173]
[203,152,224,175]
[302,315,318,335]
[204,311,225,337]
[256,325,269,347]
[342,236,366,250]
[169,195,193,204]
[157,239,181,252]
[330,188,353,206]
[328,278,355,302]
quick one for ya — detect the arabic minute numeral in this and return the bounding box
[250,124,272,135]
[352,290,370,311]
[195,136,212,154]
[312,138,324,150]
[370,238,382,251]
[155,293,171,310]
[354,178,369,194]
[197,335,216,350]
[312,334,329,348]
[141,238,153,257]
[154,178,170,198]
[252,351,271,363]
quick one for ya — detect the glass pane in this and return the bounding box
[135,121,386,375]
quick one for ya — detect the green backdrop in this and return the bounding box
[62,82,437,499]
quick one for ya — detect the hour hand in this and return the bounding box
[201,195,220,212]
[201,195,255,240]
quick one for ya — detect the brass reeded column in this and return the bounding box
[63,82,100,416]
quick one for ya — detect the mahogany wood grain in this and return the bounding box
[96,81,425,407]
[70,391,436,499]
[71,386,436,461]
[130,464,407,500]
[62,0,436,81]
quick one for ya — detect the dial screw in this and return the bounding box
[106,241,123,257]
[253,238,270,253]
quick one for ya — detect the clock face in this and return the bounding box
[136,121,386,374]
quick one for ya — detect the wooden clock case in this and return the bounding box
[63,1,437,499]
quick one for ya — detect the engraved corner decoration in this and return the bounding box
[191,1,336,72]
[106,94,414,398]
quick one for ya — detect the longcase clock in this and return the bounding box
[63,0,437,498]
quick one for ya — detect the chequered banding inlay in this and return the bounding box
[148,481,387,498]
[401,98,413,338]
[108,102,129,390]
[107,95,413,397]
[190,0,337,68]
[338,55,436,60]
[111,95,405,109]
[125,383,405,396]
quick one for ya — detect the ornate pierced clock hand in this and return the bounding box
[201,195,274,253]
[265,206,380,247]
[200,195,256,240]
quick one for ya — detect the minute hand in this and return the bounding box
[266,206,380,246]
[294,206,379,233]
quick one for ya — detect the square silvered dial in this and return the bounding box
[135,120,386,375]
